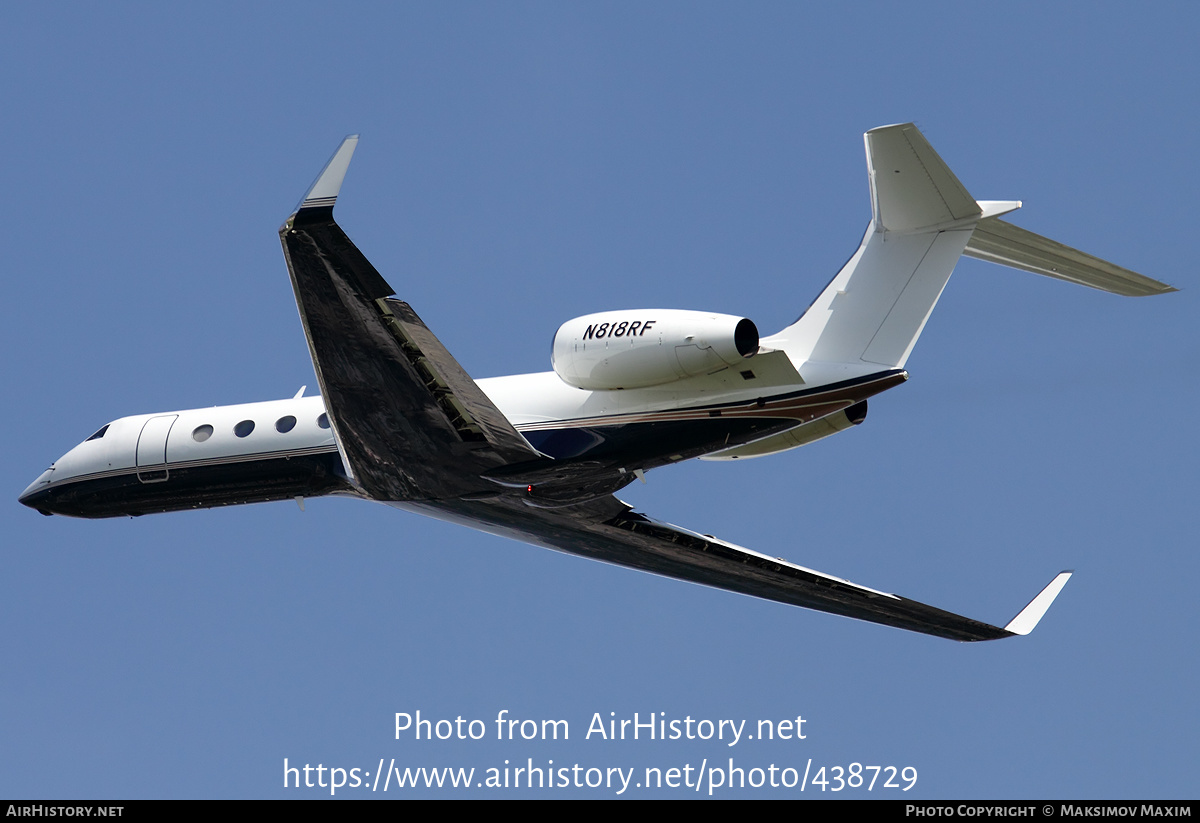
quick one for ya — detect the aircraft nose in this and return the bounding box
[19,468,56,515]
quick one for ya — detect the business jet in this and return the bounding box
[19,124,1174,641]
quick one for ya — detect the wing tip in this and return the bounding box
[1148,283,1180,296]
[289,134,361,221]
[1002,570,1073,636]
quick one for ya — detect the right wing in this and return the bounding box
[409,492,1073,642]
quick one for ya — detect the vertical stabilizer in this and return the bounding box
[766,124,1175,382]
[866,123,980,234]
[765,124,981,374]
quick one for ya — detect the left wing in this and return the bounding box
[280,136,544,502]
[279,137,1070,641]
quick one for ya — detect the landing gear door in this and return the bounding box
[136,415,178,483]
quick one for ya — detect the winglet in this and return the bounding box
[293,135,359,217]
[1003,571,1073,636]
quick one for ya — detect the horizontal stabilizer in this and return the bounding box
[965,217,1176,296]
[1004,571,1073,636]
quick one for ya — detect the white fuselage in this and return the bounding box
[19,352,880,519]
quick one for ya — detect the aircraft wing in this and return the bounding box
[280,136,543,502]
[279,137,1070,641]
[409,493,1072,642]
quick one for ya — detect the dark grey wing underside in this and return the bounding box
[410,493,1057,642]
[279,139,540,502]
[278,136,1070,642]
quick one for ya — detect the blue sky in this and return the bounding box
[3,3,1196,798]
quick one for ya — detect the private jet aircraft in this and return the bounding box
[19,124,1174,641]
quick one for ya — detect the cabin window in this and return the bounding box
[192,425,214,442]
[85,424,110,441]
[275,415,297,433]
[234,420,255,438]
[317,413,330,429]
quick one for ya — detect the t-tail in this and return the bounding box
[763,123,1175,383]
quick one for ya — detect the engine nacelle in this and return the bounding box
[552,310,759,390]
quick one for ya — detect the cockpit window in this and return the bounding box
[234,420,255,438]
[85,425,109,441]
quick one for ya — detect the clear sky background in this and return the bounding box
[3,2,1196,799]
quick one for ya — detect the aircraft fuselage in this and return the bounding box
[20,369,893,519]
[20,396,349,518]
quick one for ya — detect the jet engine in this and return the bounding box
[551,310,759,390]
